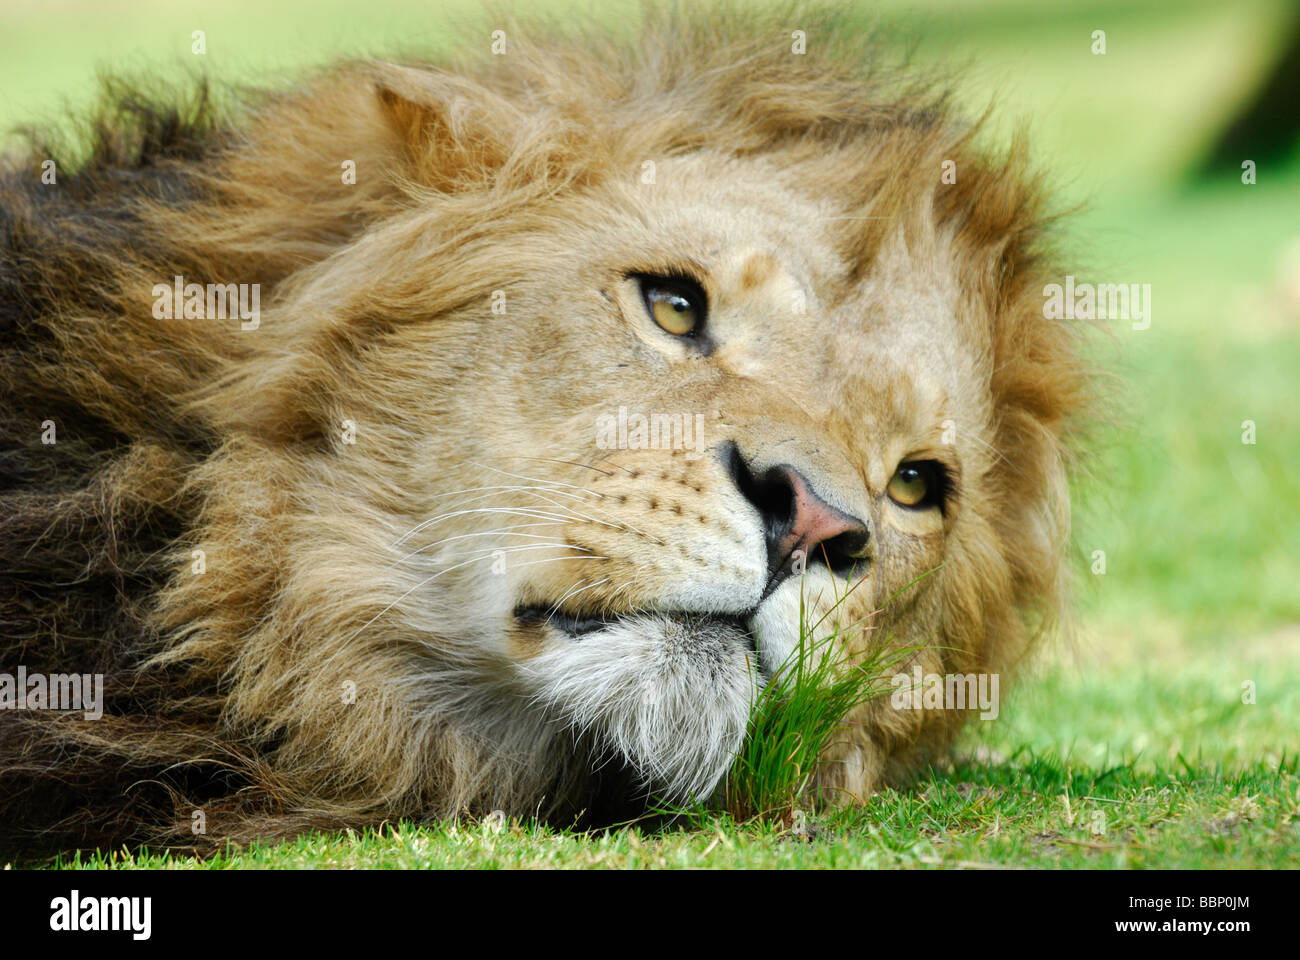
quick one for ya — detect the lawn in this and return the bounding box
[4,0,1298,869]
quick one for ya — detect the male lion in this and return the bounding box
[0,7,1088,853]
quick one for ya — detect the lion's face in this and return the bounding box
[358,150,990,800]
[161,39,1084,825]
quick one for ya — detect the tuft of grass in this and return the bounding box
[658,570,929,827]
[721,582,910,822]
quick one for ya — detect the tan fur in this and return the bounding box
[0,5,1090,852]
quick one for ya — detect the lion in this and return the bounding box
[0,5,1089,854]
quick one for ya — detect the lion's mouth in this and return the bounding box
[514,600,762,800]
[514,604,758,652]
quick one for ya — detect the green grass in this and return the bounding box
[50,756,1298,869]
[1068,179,1300,633]
[5,0,1299,869]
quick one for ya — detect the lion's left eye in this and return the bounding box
[888,461,943,509]
[636,276,706,337]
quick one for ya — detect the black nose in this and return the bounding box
[723,442,869,582]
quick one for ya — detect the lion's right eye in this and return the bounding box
[635,275,706,337]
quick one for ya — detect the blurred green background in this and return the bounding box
[2,0,1296,772]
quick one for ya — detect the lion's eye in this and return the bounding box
[636,276,705,337]
[888,461,942,509]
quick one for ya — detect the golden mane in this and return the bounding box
[0,4,1089,854]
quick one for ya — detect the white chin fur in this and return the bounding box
[522,614,758,801]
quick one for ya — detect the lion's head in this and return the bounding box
[0,7,1088,849]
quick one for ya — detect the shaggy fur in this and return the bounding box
[0,5,1090,855]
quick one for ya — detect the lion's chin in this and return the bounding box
[521,612,760,801]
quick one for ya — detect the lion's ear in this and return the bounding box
[370,62,517,190]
